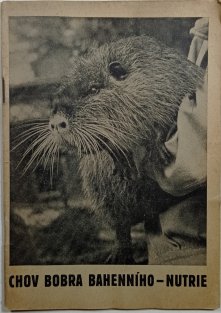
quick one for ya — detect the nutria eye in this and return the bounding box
[89,86,100,95]
[109,61,127,80]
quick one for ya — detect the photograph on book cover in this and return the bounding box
[2,1,220,311]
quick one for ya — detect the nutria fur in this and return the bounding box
[25,36,205,263]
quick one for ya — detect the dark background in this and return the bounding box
[9,17,198,265]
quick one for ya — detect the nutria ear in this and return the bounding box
[109,61,127,80]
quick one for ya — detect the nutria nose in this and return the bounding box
[49,114,69,132]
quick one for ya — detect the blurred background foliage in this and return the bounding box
[9,17,198,265]
[10,17,197,86]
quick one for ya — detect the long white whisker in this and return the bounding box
[49,142,57,186]
[73,129,88,157]
[11,128,49,151]
[83,124,131,167]
[17,132,50,169]
[80,126,120,162]
[11,120,48,130]
[43,139,57,170]
[85,124,129,145]
[13,124,48,140]
[22,136,53,174]
[56,145,60,175]
[78,127,100,154]
[87,120,138,140]
[28,136,54,172]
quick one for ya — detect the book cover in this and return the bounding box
[2,0,220,310]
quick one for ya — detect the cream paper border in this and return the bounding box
[2,1,221,310]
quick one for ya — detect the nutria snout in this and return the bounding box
[49,114,69,132]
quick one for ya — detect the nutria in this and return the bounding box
[20,36,205,264]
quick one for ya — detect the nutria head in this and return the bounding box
[19,36,204,174]
[50,36,204,155]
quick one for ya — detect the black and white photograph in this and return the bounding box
[9,17,208,266]
[2,1,221,311]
